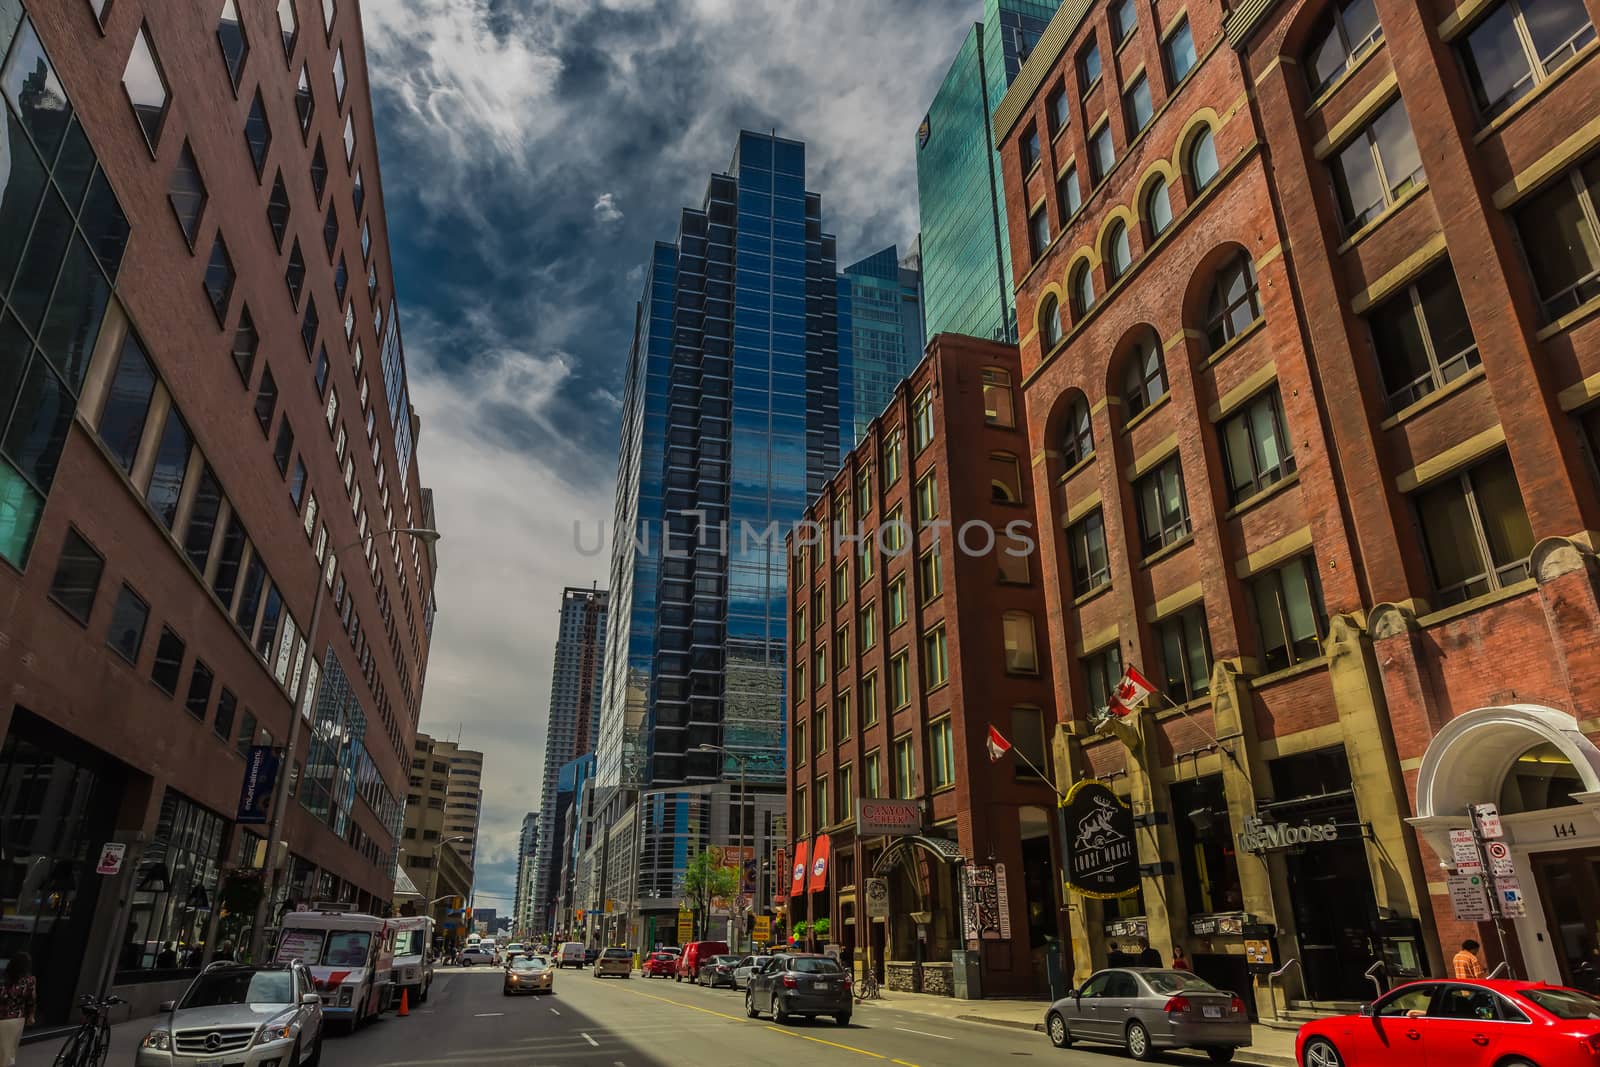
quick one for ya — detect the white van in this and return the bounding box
[389,915,434,1004]
[558,941,586,969]
[276,909,395,1029]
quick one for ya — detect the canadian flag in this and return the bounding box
[986,725,1012,762]
[1108,665,1156,717]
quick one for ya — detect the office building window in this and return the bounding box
[918,545,943,602]
[813,645,826,688]
[1513,153,1600,319]
[835,625,851,672]
[1011,706,1051,781]
[890,650,910,709]
[862,672,880,727]
[107,584,150,664]
[1089,124,1115,184]
[893,735,914,798]
[837,764,854,823]
[1062,393,1094,466]
[856,463,873,515]
[1134,456,1191,556]
[929,718,955,790]
[1021,124,1041,171]
[857,540,874,582]
[1459,0,1594,119]
[1146,177,1173,236]
[277,0,299,60]
[98,336,157,475]
[884,426,903,485]
[1079,39,1102,93]
[333,43,347,101]
[888,577,906,628]
[814,710,826,756]
[1003,612,1038,673]
[185,661,214,720]
[1047,85,1070,135]
[1082,644,1123,717]
[922,626,949,690]
[204,234,235,323]
[913,390,935,451]
[168,142,206,246]
[1248,556,1326,671]
[145,408,192,530]
[1304,0,1384,94]
[274,416,295,475]
[1059,164,1082,217]
[865,751,882,799]
[1071,261,1096,315]
[1367,261,1480,409]
[295,63,315,137]
[1415,452,1534,605]
[149,627,185,694]
[1155,604,1212,702]
[122,24,170,151]
[883,506,907,553]
[267,172,291,251]
[1189,127,1219,190]
[343,112,356,164]
[990,452,1023,503]
[1106,220,1132,280]
[254,365,278,434]
[1112,0,1138,43]
[301,296,319,355]
[49,528,104,624]
[1067,510,1110,593]
[214,688,237,742]
[286,239,306,308]
[1331,98,1424,232]
[216,0,250,90]
[1165,17,1197,83]
[1124,73,1153,135]
[1219,386,1295,503]
[837,689,852,742]
[244,90,272,177]
[794,719,807,767]
[1028,204,1050,259]
[1122,332,1167,415]
[1204,252,1262,352]
[915,473,939,525]
[794,787,806,836]
[1040,294,1064,349]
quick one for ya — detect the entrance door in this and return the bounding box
[1529,848,1600,993]
[1284,833,1380,1001]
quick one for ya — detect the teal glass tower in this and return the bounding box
[839,246,923,443]
[916,0,1061,344]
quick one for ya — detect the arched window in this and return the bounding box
[1122,333,1168,416]
[1146,178,1173,236]
[1062,393,1094,467]
[1040,294,1064,349]
[1105,221,1132,280]
[1205,252,1262,352]
[1070,261,1096,315]
[1189,127,1219,191]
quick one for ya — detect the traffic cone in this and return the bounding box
[398,989,410,1017]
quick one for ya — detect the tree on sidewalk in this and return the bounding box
[681,848,739,941]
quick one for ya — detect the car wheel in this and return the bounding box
[1301,1037,1343,1067]
[1046,1011,1072,1049]
[746,990,761,1019]
[305,1032,323,1067]
[1126,1020,1155,1062]
[835,1013,851,1027]
[774,996,790,1024]
[1207,1049,1235,1064]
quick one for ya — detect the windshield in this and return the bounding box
[510,957,545,972]
[1142,971,1220,995]
[790,958,842,974]
[323,932,372,967]
[603,948,631,959]
[1523,988,1600,1019]
[394,930,425,957]
[275,930,325,966]
[181,971,293,1008]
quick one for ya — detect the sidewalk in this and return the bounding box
[18,1014,154,1067]
[859,988,1298,1066]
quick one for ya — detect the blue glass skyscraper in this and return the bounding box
[838,246,924,443]
[917,0,1061,343]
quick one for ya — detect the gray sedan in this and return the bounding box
[1045,968,1250,1062]
[732,955,760,990]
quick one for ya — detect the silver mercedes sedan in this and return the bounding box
[1044,968,1251,1062]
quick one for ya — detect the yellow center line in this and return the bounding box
[616,983,748,1023]
[893,1060,924,1067]
[764,1024,886,1059]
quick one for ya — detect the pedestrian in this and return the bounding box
[215,941,236,962]
[1171,946,1191,971]
[1137,944,1162,967]
[155,942,178,968]
[1452,939,1485,979]
[0,951,37,1067]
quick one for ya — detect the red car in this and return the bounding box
[1297,979,1600,1067]
[641,952,678,978]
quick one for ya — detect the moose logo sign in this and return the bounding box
[1062,780,1139,898]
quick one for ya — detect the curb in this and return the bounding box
[953,1014,1044,1032]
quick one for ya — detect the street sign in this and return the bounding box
[1486,840,1515,877]
[1449,829,1482,871]
[96,843,126,876]
[1473,803,1504,839]
[753,915,771,943]
[676,911,693,943]
[1498,884,1528,917]
[1448,872,1491,921]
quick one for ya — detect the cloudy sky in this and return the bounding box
[360,0,975,912]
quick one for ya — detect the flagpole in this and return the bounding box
[1148,687,1247,776]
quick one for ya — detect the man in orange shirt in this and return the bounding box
[1453,939,1485,979]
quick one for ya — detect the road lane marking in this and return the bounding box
[893,1027,952,1040]
[583,1032,600,1047]
[764,1024,886,1059]
[472,1012,504,1017]
[616,984,747,1022]
[893,1060,923,1067]
[549,1008,561,1015]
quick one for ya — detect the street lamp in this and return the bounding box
[691,744,752,951]
[248,527,441,962]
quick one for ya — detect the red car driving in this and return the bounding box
[1297,979,1600,1067]
[641,952,678,979]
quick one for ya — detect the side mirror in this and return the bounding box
[302,993,320,1006]
[158,1000,177,1013]
[1359,1003,1374,1017]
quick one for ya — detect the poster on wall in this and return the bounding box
[1060,780,1139,898]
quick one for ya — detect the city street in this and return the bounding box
[330,966,1075,1067]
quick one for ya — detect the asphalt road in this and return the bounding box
[328,964,1096,1067]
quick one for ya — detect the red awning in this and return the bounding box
[807,834,831,893]
[789,840,810,897]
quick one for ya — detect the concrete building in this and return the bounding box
[991,0,1600,1011]
[401,734,481,934]
[787,334,1062,997]
[513,811,538,936]
[530,586,607,937]
[0,0,434,1023]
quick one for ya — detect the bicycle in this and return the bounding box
[854,968,881,1002]
[53,993,123,1067]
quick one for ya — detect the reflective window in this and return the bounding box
[1147,178,1173,235]
[1059,164,1082,217]
[1090,124,1115,184]
[267,171,291,250]
[1368,262,1480,408]
[1156,604,1211,701]
[97,335,156,474]
[244,90,272,177]
[1061,393,1094,466]
[274,416,295,475]
[277,0,299,61]
[324,203,339,257]
[231,305,258,384]
[1112,0,1138,43]
[1040,294,1064,348]
[1047,86,1070,136]
[1134,455,1190,556]
[353,168,365,217]
[254,364,278,434]
[1029,205,1050,259]
[1002,612,1038,673]
[1067,509,1109,593]
[1122,332,1167,415]
[183,467,223,573]
[1220,386,1295,503]
[1460,0,1594,119]
[185,662,214,720]
[1165,18,1197,83]
[217,0,249,91]
[1415,452,1534,605]
[1106,221,1132,279]
[983,367,1016,427]
[49,527,104,624]
[1189,127,1219,190]
[296,64,315,135]
[151,626,185,694]
[343,112,356,163]
[286,240,306,307]
[1331,98,1424,231]
[929,717,954,788]
[168,142,207,246]
[1124,74,1153,135]
[1205,252,1262,351]
[1071,261,1096,315]
[311,139,328,203]
[204,234,235,323]
[145,407,192,529]
[1079,39,1102,93]
[106,583,149,663]
[1082,644,1123,716]
[922,626,948,690]
[1304,0,1384,94]
[1513,153,1600,319]
[1021,125,1041,171]
[122,25,169,151]
[1248,555,1326,670]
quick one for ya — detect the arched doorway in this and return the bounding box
[1410,705,1600,987]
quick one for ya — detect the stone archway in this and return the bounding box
[1413,704,1600,820]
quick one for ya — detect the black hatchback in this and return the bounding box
[746,954,851,1026]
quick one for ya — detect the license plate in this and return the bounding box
[198,1060,224,1067]
[814,980,830,989]
[1203,1006,1222,1019]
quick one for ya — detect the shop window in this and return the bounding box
[145,408,193,530]
[1061,391,1094,466]
[1059,164,1082,217]
[48,527,104,624]
[1458,0,1593,120]
[1146,177,1173,236]
[1089,124,1115,185]
[122,24,170,152]
[990,452,1023,503]
[1071,260,1096,316]
[1010,707,1051,781]
[1122,332,1167,415]
[184,661,213,720]
[1247,555,1326,671]
[1172,776,1242,913]
[150,625,185,694]
[922,625,949,690]
[1513,153,1600,320]
[118,789,227,973]
[167,142,206,246]
[1367,261,1480,409]
[1134,455,1191,556]
[983,367,1016,427]
[1204,252,1262,352]
[1219,386,1295,503]
[1082,644,1123,717]
[1413,451,1534,605]
[1155,603,1212,702]
[1003,612,1038,673]
[1040,295,1064,349]
[1188,127,1219,190]
[1330,98,1424,232]
[97,335,157,475]
[1124,74,1153,136]
[1067,509,1110,593]
[1165,17,1197,84]
[1303,0,1384,95]
[893,734,914,798]
[929,718,955,790]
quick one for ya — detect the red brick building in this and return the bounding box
[991,0,1600,1012]
[0,0,434,1022]
[785,336,1064,997]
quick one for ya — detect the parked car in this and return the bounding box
[746,953,851,1026]
[138,962,324,1067]
[732,955,760,990]
[593,947,633,978]
[1296,979,1600,1067]
[642,952,679,978]
[677,940,730,983]
[1045,968,1248,1062]
[459,946,496,967]
[698,954,741,989]
[503,954,554,996]
[558,942,587,969]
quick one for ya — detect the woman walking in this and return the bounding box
[0,951,37,1067]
